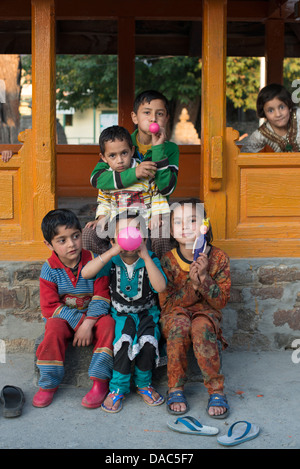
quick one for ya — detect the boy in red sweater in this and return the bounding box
[33,209,114,409]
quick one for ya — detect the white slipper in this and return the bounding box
[167,416,219,436]
[217,420,260,446]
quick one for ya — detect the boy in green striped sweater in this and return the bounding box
[83,90,179,258]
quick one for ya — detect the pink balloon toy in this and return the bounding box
[149,123,160,134]
[117,227,142,251]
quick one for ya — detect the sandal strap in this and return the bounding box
[208,393,229,409]
[108,391,124,404]
[167,390,188,406]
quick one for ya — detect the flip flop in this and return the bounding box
[217,420,260,446]
[167,416,219,436]
[166,390,189,415]
[101,392,124,414]
[136,386,165,406]
[0,385,25,418]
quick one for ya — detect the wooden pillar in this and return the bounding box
[31,0,56,240]
[201,0,227,239]
[265,19,284,85]
[118,17,135,132]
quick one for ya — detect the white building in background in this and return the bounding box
[56,106,118,145]
[20,82,118,145]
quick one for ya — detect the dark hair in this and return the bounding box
[99,125,133,154]
[256,84,293,118]
[133,90,170,115]
[108,210,147,239]
[41,209,82,244]
[170,198,213,245]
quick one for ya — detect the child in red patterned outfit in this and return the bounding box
[159,199,231,419]
[33,209,115,409]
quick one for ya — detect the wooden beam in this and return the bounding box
[31,0,56,239]
[118,17,135,132]
[265,18,284,84]
[268,0,297,19]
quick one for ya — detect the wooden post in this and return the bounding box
[265,19,284,85]
[118,17,135,132]
[31,0,56,241]
[201,0,227,240]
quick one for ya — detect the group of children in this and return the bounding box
[30,83,298,419]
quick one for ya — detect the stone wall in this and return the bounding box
[1,258,300,353]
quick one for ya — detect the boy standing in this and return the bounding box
[33,209,114,409]
[83,90,179,258]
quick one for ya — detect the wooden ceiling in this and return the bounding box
[0,0,300,57]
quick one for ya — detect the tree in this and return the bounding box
[0,55,21,144]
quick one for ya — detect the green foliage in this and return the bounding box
[20,54,300,114]
[226,57,260,110]
[135,56,202,105]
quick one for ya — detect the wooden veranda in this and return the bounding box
[0,0,300,260]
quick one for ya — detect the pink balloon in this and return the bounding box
[117,227,142,251]
[149,123,160,134]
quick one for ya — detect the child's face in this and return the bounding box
[101,139,135,172]
[171,204,203,249]
[263,97,290,132]
[131,99,169,137]
[45,225,82,267]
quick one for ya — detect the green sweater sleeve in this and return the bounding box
[151,141,179,197]
[90,160,138,190]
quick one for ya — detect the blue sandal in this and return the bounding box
[137,386,164,406]
[166,390,190,415]
[207,393,229,419]
[101,391,124,413]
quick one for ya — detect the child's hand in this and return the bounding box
[189,262,201,288]
[1,150,13,162]
[151,126,167,146]
[195,253,209,278]
[137,240,150,261]
[148,214,161,231]
[136,161,157,179]
[86,215,106,231]
[73,318,95,347]
[85,219,98,230]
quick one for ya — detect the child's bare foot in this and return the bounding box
[207,393,229,419]
[166,387,189,414]
[101,391,124,413]
[137,386,164,406]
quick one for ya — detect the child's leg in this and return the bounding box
[82,314,115,408]
[134,343,164,405]
[36,318,73,389]
[161,311,192,389]
[191,314,224,394]
[161,310,192,413]
[82,225,109,254]
[191,314,227,417]
[88,314,115,381]
[102,315,135,411]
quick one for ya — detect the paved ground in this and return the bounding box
[0,349,299,453]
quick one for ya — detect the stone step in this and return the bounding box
[34,335,206,388]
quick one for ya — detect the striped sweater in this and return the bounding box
[95,159,170,227]
[39,249,110,331]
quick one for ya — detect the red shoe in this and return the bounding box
[32,388,57,408]
[81,379,109,409]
